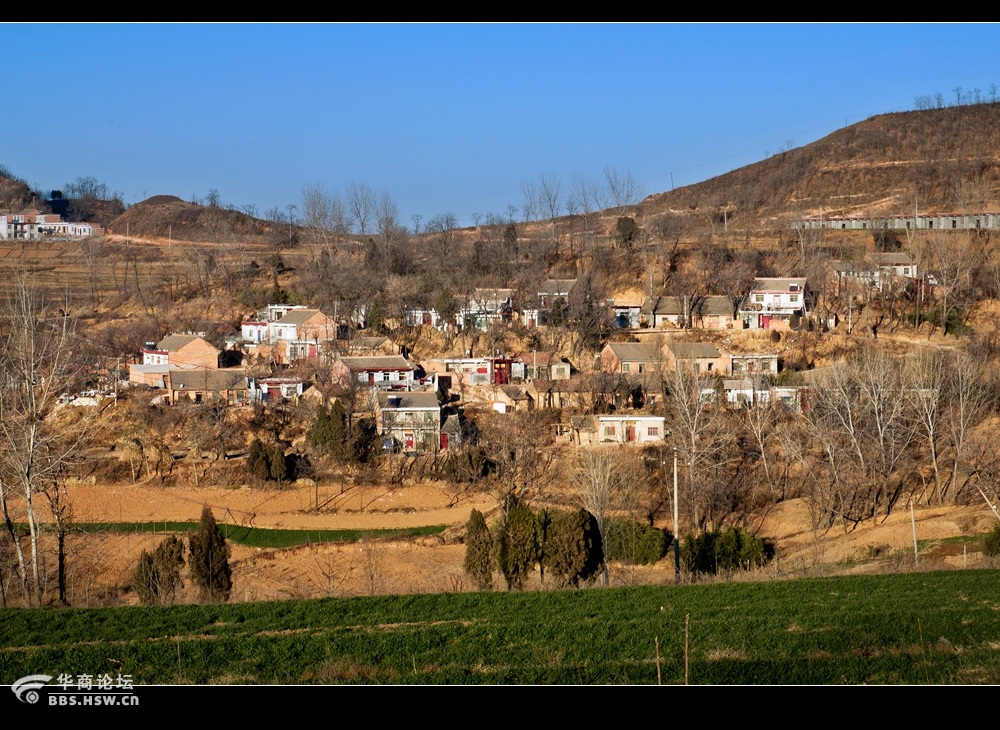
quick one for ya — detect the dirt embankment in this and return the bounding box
[41,478,999,608]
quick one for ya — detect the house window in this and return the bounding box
[789,294,799,303]
[755,295,764,303]
[638,364,645,373]
[952,219,958,228]
[604,426,616,438]
[647,427,659,437]
[622,363,630,372]
[903,268,910,276]
[707,363,714,371]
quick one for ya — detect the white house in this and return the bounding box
[739,278,808,330]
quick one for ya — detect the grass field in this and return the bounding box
[70,522,448,549]
[2,569,998,685]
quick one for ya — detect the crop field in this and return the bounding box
[2,569,998,685]
[70,522,447,549]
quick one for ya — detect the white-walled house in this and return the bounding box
[739,278,808,330]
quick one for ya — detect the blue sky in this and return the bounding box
[3,23,999,227]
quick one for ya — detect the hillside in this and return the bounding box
[639,103,1000,227]
[104,195,287,245]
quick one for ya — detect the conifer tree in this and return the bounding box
[247,438,270,480]
[133,535,186,605]
[188,506,232,602]
[495,497,538,591]
[543,509,603,588]
[463,508,494,591]
[270,444,287,482]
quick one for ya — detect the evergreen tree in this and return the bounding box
[133,535,186,605]
[247,438,270,480]
[133,549,157,605]
[270,444,288,482]
[307,404,335,456]
[188,506,232,602]
[463,508,494,591]
[543,509,604,588]
[495,497,538,591]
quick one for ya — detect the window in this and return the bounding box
[647,427,660,437]
[638,364,645,373]
[755,295,764,303]
[604,426,616,438]
[789,294,799,303]
[622,363,630,372]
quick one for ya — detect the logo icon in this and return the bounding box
[11,675,52,704]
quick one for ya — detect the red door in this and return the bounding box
[440,433,449,450]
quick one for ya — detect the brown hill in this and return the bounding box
[105,195,286,245]
[639,103,1000,228]
[0,173,44,211]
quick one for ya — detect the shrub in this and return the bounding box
[188,507,232,602]
[605,518,670,565]
[133,535,185,605]
[495,497,539,591]
[982,523,1000,557]
[463,509,494,591]
[682,526,772,575]
[543,509,603,588]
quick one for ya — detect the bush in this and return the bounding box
[495,497,539,591]
[133,535,185,605]
[605,519,670,565]
[682,526,772,575]
[188,507,232,602]
[543,509,603,588]
[982,524,1000,557]
[463,509,493,591]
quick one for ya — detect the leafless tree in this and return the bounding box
[603,164,645,218]
[345,180,377,236]
[538,173,562,243]
[520,178,539,223]
[0,274,92,606]
[376,190,402,244]
[301,183,347,243]
[572,447,640,586]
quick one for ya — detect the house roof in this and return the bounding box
[339,355,413,371]
[511,351,563,366]
[538,279,576,296]
[644,295,733,317]
[605,342,662,362]
[377,391,440,409]
[867,252,915,266]
[751,277,807,292]
[156,334,216,352]
[170,369,247,391]
[275,309,326,326]
[499,385,533,401]
[666,342,720,359]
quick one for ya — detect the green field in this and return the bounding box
[71,521,447,549]
[2,569,998,685]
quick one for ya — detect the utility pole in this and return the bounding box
[673,447,680,584]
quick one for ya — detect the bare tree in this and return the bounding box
[538,173,562,243]
[376,190,401,244]
[520,178,539,223]
[603,164,645,218]
[0,274,90,606]
[572,447,639,586]
[301,182,342,243]
[345,180,377,236]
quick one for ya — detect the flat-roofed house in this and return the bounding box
[376,391,441,453]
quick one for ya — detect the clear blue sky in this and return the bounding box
[3,23,999,227]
